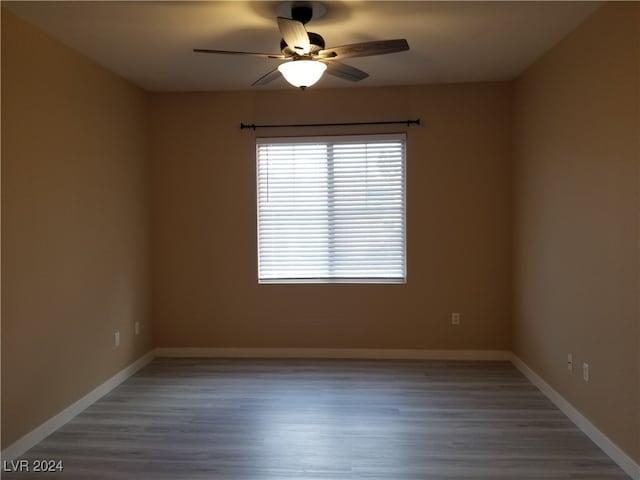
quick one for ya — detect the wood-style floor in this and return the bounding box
[5,358,631,479]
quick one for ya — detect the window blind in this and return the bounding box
[256,134,406,283]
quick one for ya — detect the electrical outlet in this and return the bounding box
[451,312,460,325]
[582,362,589,382]
[567,353,573,372]
[135,322,140,336]
[115,331,120,348]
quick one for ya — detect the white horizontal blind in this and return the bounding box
[257,134,406,283]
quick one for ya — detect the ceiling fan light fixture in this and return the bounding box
[278,60,327,89]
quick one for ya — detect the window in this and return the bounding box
[256,134,406,283]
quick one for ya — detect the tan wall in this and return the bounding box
[1,11,153,448]
[150,83,513,350]
[513,2,640,462]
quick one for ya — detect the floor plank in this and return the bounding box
[4,358,631,479]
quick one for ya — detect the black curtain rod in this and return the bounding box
[240,119,420,130]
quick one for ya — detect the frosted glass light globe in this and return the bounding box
[278,60,327,88]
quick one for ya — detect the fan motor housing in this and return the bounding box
[281,31,325,56]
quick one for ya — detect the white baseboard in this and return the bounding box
[1,350,156,462]
[155,347,512,361]
[510,354,640,480]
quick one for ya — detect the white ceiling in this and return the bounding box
[3,1,601,92]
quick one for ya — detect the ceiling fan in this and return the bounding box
[193,3,410,89]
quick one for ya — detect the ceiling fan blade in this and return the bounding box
[193,48,285,59]
[319,39,409,59]
[251,68,282,87]
[322,60,369,82]
[277,17,310,54]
